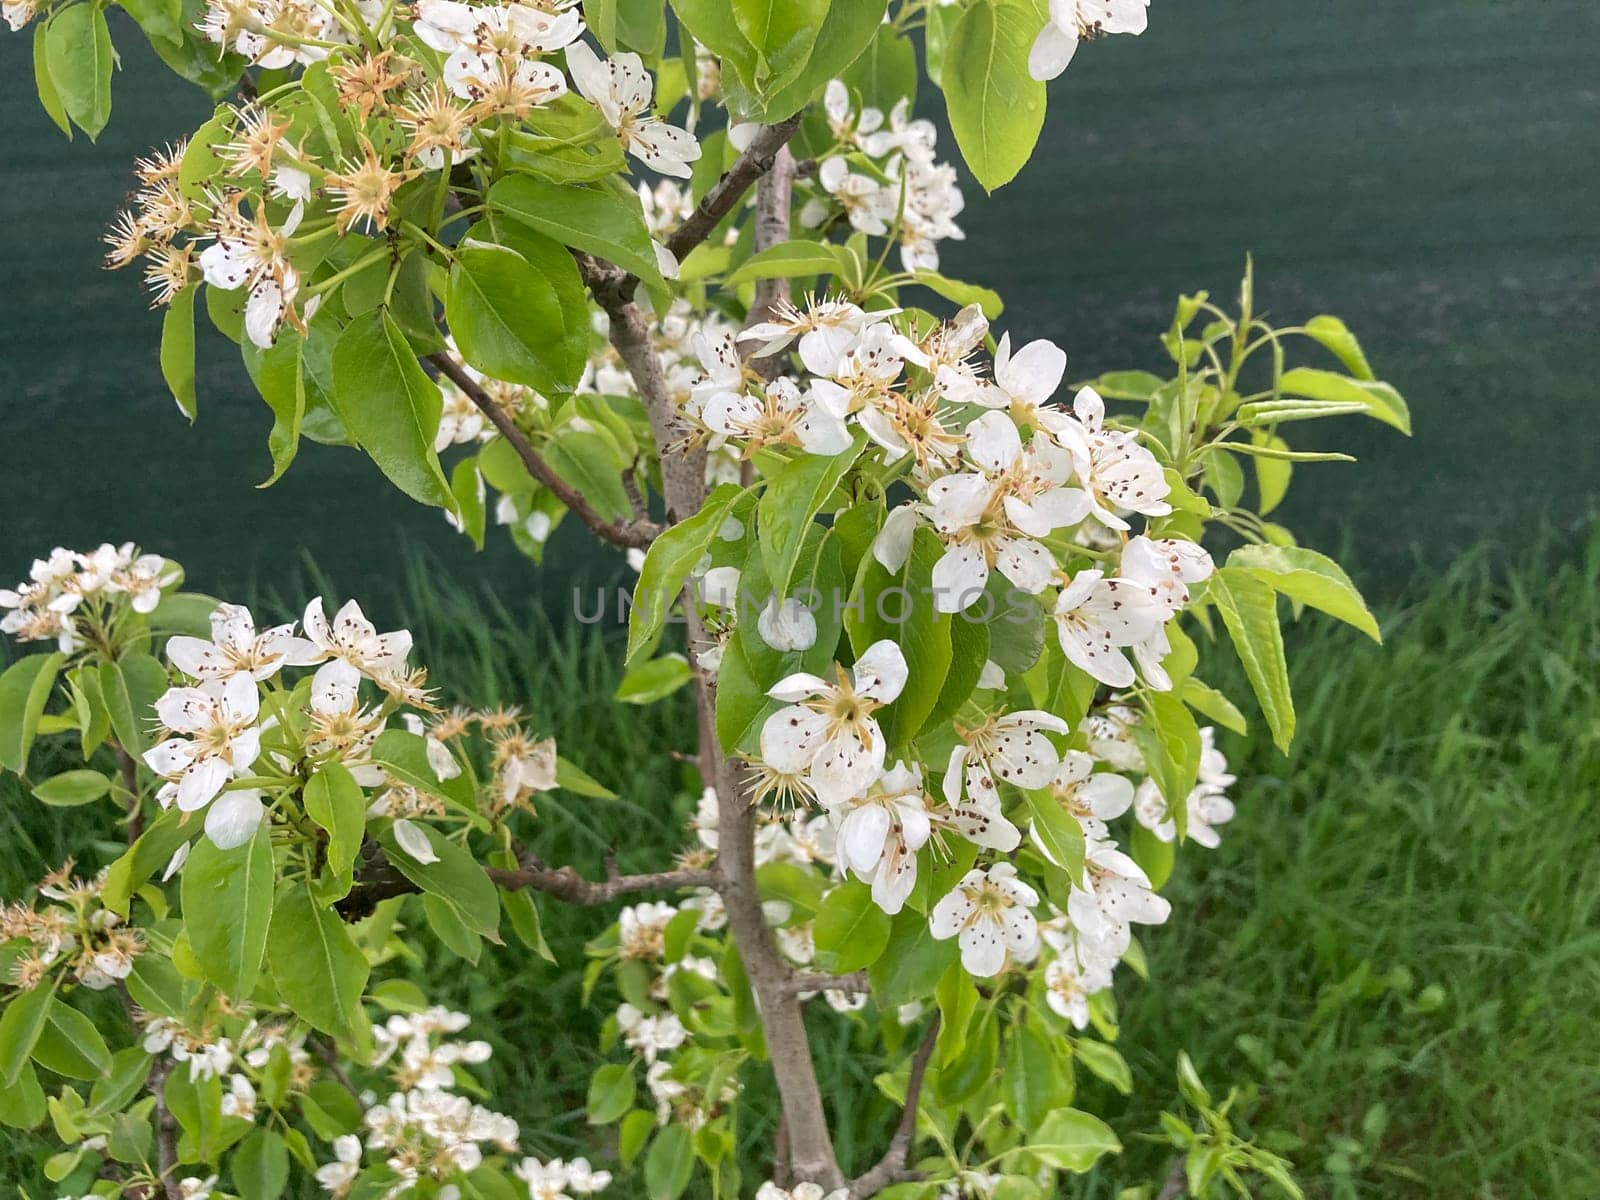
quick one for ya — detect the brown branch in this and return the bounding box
[848,1016,941,1199]
[786,970,868,996]
[665,114,805,266]
[1157,1159,1188,1200]
[427,352,660,549]
[744,144,798,382]
[115,984,180,1200]
[335,841,717,920]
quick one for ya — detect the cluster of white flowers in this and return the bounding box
[143,597,435,851]
[802,80,966,273]
[686,299,1237,986]
[757,1183,848,1200]
[104,6,699,350]
[0,864,142,992]
[318,1009,520,1199]
[0,543,178,652]
[515,1156,612,1200]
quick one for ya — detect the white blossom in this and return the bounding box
[930,862,1039,978]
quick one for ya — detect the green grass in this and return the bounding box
[3,535,1597,1198]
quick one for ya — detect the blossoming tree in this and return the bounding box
[0,0,1410,1197]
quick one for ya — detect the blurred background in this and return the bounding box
[3,2,1599,1196]
[4,0,1598,604]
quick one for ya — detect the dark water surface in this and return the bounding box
[3,0,1597,610]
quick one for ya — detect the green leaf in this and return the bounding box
[1227,544,1381,642]
[44,4,113,140]
[615,654,694,705]
[302,763,367,902]
[1026,788,1085,880]
[99,653,167,758]
[542,430,633,521]
[31,999,110,1080]
[0,983,55,1087]
[489,175,666,290]
[844,527,953,747]
[586,1062,636,1125]
[757,431,866,598]
[120,0,184,45]
[869,907,958,1006]
[1180,679,1247,736]
[731,0,828,89]
[246,331,305,487]
[0,652,65,774]
[182,825,275,998]
[267,884,369,1040]
[644,1122,695,1200]
[330,310,454,509]
[160,285,199,420]
[813,881,892,974]
[30,769,110,808]
[911,271,1003,319]
[943,0,1047,191]
[1129,821,1174,890]
[1302,315,1374,380]
[759,0,888,119]
[556,756,617,799]
[1139,688,1201,816]
[450,458,487,550]
[627,483,747,662]
[32,23,71,138]
[369,729,476,812]
[446,240,588,396]
[839,17,915,112]
[1208,567,1294,753]
[0,1060,46,1129]
[1026,1107,1121,1172]
[233,1128,290,1200]
[725,239,857,287]
[1277,367,1410,435]
[1004,1023,1067,1128]
[1073,1038,1132,1095]
[102,808,194,917]
[378,824,501,940]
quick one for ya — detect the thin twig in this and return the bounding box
[1157,1159,1188,1200]
[428,352,659,549]
[335,842,718,920]
[786,970,868,996]
[848,1017,941,1198]
[665,114,805,266]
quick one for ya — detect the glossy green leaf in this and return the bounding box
[943,0,1047,191]
[627,483,746,662]
[756,431,866,598]
[812,881,892,974]
[302,763,366,902]
[1026,1108,1121,1172]
[267,883,369,1039]
[330,310,454,508]
[489,175,666,290]
[0,652,65,774]
[31,999,110,1081]
[32,23,71,137]
[161,285,198,420]
[182,825,275,998]
[44,5,113,139]
[614,654,694,705]
[30,768,110,807]
[587,1062,636,1124]
[1228,543,1381,642]
[1208,566,1294,752]
[446,240,588,396]
[233,1128,290,1200]
[0,983,55,1087]
[1277,366,1410,435]
[379,823,500,940]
